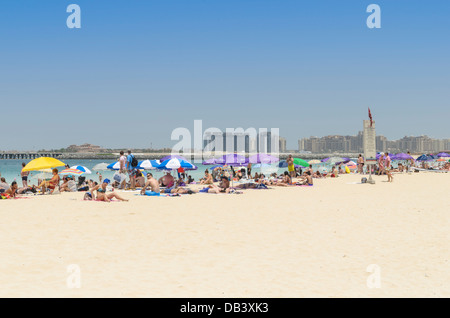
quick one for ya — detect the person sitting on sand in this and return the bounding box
[36,168,60,194]
[0,177,10,193]
[140,173,160,195]
[60,175,77,192]
[200,170,213,185]
[89,179,128,202]
[2,181,18,198]
[134,170,145,187]
[187,175,195,184]
[159,172,175,188]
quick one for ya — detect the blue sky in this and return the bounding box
[0,0,449,150]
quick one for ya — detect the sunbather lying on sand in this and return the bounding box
[88,179,128,202]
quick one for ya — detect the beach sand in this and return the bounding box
[0,172,449,297]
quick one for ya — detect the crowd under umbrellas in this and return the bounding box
[1,151,450,200]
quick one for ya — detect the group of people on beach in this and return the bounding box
[1,150,449,200]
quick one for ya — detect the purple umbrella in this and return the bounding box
[202,158,217,165]
[249,153,280,164]
[321,157,330,162]
[392,153,414,160]
[437,152,450,158]
[217,154,248,166]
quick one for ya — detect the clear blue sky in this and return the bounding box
[1,0,449,150]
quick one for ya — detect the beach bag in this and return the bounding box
[130,155,138,168]
[361,177,367,184]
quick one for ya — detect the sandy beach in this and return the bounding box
[0,172,449,298]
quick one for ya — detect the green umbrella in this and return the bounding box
[293,158,309,167]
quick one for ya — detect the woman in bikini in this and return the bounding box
[89,179,128,202]
[36,168,60,194]
[21,163,29,187]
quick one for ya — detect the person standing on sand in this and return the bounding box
[357,154,364,174]
[21,162,29,187]
[385,153,393,182]
[118,151,127,189]
[287,155,295,178]
[126,150,137,190]
[378,153,385,176]
[247,162,252,178]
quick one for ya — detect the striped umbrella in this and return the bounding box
[107,162,121,170]
[138,160,160,170]
[60,168,84,176]
[70,165,92,174]
[157,158,197,170]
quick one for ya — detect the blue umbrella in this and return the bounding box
[157,158,197,170]
[107,162,121,170]
[137,160,160,170]
[278,160,300,168]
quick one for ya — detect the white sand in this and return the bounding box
[0,172,449,297]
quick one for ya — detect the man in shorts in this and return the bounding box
[385,153,393,182]
[127,150,137,190]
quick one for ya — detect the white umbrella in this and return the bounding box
[93,163,110,171]
[138,160,160,170]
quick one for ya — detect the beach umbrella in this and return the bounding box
[157,158,197,170]
[160,155,188,162]
[278,160,300,168]
[248,153,280,164]
[325,157,342,165]
[137,160,160,170]
[436,158,446,162]
[321,157,330,162]
[107,162,121,170]
[22,157,66,172]
[437,152,450,158]
[392,153,414,160]
[29,172,53,181]
[293,158,309,167]
[60,168,84,176]
[70,165,92,174]
[308,159,321,165]
[416,154,433,161]
[346,161,357,166]
[202,158,217,165]
[92,163,109,171]
[217,154,248,166]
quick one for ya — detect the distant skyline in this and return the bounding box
[1,0,449,151]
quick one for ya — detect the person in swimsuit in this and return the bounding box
[357,154,364,174]
[21,162,29,187]
[140,173,160,195]
[90,179,128,202]
[36,168,60,194]
[287,155,295,178]
[378,153,385,176]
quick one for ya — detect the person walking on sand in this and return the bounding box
[20,162,29,187]
[247,162,252,178]
[385,152,393,182]
[287,155,295,178]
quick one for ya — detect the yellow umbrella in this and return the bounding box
[308,159,321,164]
[22,157,66,172]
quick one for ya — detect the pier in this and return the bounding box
[0,153,63,160]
